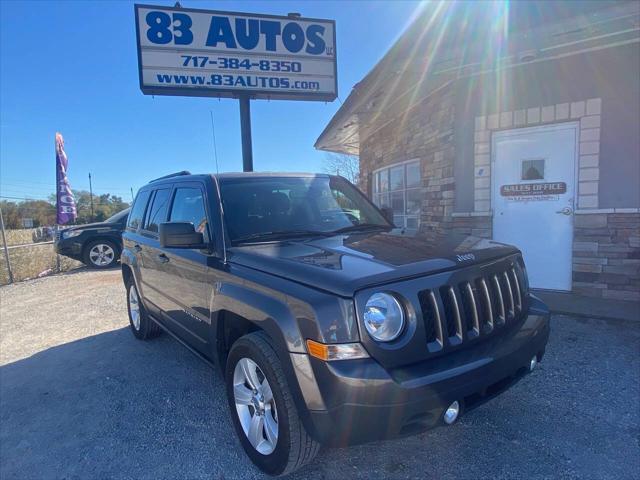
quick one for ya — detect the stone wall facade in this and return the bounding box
[450,213,492,239]
[359,88,638,302]
[573,212,640,301]
[359,84,456,244]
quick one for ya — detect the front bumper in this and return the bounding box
[54,239,82,260]
[300,295,550,446]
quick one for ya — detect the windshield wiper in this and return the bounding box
[233,230,330,244]
[331,223,391,234]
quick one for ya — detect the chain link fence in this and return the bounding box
[0,228,82,285]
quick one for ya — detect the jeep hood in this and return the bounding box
[61,221,120,234]
[228,232,519,297]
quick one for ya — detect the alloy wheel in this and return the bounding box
[233,357,279,455]
[89,243,115,266]
[129,285,141,331]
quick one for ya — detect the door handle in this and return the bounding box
[134,244,142,253]
[157,253,170,264]
[555,207,573,216]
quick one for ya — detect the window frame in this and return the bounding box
[142,187,172,237]
[126,189,152,232]
[168,184,212,243]
[372,159,422,231]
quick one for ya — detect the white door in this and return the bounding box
[492,123,577,291]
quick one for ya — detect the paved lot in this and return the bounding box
[1,269,639,479]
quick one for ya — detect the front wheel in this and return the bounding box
[84,239,119,269]
[225,332,319,476]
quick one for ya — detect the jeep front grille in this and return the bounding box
[418,260,528,352]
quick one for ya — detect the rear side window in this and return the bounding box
[127,191,151,230]
[170,187,209,241]
[144,189,171,233]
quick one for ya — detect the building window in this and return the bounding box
[522,159,545,180]
[373,160,421,230]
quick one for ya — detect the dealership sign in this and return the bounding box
[134,4,337,101]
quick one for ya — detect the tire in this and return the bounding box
[83,239,119,269]
[125,278,161,340]
[225,332,320,476]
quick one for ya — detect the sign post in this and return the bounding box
[238,94,253,172]
[134,4,337,172]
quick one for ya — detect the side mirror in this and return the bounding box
[159,222,205,248]
[380,207,396,227]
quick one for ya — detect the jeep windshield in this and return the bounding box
[219,175,391,244]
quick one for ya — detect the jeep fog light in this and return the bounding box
[443,401,460,425]
[529,355,538,372]
[306,339,369,361]
[363,292,405,342]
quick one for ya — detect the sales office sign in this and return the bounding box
[135,4,337,101]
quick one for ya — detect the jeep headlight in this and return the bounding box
[363,292,405,342]
[62,230,82,239]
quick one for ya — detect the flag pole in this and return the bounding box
[55,135,60,273]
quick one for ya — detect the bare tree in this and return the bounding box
[323,153,360,185]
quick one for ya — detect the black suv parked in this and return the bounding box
[122,172,550,476]
[55,208,129,269]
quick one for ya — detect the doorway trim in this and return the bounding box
[490,122,579,291]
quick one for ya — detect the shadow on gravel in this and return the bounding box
[1,317,639,480]
[0,327,253,480]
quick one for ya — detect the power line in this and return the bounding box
[0,186,132,198]
[0,195,128,207]
[0,178,133,192]
[1,183,132,194]
[0,195,51,201]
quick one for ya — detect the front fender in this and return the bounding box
[214,281,305,353]
[120,247,148,309]
[212,264,361,429]
[215,264,360,354]
[120,247,136,270]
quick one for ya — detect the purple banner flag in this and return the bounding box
[55,132,77,225]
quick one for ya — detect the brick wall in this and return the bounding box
[573,213,640,301]
[360,85,456,244]
[450,214,492,238]
[358,87,638,302]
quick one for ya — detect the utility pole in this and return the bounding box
[88,172,94,221]
[0,206,14,284]
[238,94,253,172]
[130,187,135,202]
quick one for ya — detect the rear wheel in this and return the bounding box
[126,279,161,340]
[225,332,319,476]
[84,239,119,269]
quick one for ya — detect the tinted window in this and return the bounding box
[169,187,209,241]
[144,189,171,233]
[219,176,389,243]
[127,191,150,230]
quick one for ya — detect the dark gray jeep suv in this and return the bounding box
[121,171,550,476]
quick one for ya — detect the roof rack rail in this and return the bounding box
[148,171,192,183]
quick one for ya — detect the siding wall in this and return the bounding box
[454,44,640,212]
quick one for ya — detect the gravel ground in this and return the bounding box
[1,269,639,479]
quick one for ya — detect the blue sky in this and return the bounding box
[0,0,421,202]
